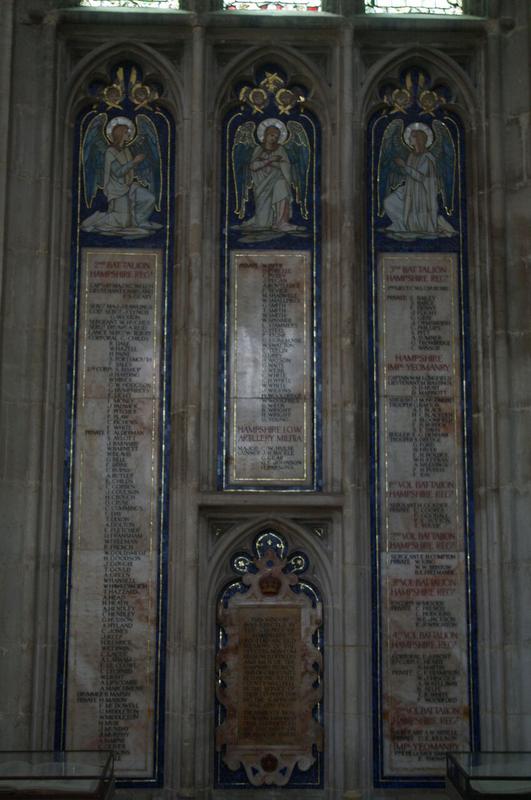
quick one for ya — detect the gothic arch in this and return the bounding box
[59,40,186,295]
[195,513,337,787]
[35,38,183,747]
[209,46,332,250]
[360,45,480,127]
[65,40,185,121]
[358,41,502,760]
[362,44,488,787]
[212,45,332,124]
[208,47,338,492]
[360,42,489,470]
[50,38,180,785]
[206,516,334,602]
[359,45,487,373]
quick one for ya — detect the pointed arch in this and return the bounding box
[191,511,339,789]
[364,50,481,790]
[206,516,334,602]
[55,40,181,788]
[64,39,184,122]
[216,57,324,491]
[360,45,480,128]
[212,44,332,126]
[212,521,326,787]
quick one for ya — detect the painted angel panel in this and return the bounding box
[81,114,162,238]
[378,119,457,239]
[232,117,310,238]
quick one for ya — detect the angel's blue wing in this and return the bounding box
[377,119,410,216]
[285,121,311,220]
[232,121,256,220]
[430,119,455,215]
[130,114,162,211]
[82,113,107,208]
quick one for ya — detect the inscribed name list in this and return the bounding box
[237,607,301,746]
[228,251,312,485]
[378,254,470,776]
[65,249,162,778]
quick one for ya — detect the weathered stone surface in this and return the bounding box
[0,1,529,796]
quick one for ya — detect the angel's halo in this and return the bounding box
[257,118,288,145]
[105,116,136,145]
[404,122,434,149]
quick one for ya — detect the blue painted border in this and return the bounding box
[55,74,174,788]
[217,84,322,492]
[368,97,480,789]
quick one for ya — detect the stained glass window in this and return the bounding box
[81,0,179,8]
[365,0,463,13]
[224,0,321,11]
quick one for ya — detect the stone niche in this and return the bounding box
[215,531,323,788]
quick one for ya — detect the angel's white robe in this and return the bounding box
[384,150,456,236]
[242,144,297,231]
[81,146,159,234]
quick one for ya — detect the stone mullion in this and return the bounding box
[338,21,368,799]
[0,0,15,312]
[480,14,510,752]
[170,20,206,798]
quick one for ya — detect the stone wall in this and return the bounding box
[0,0,529,798]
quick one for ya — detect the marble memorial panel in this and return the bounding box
[226,251,312,488]
[377,253,471,776]
[64,249,163,779]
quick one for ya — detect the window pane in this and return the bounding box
[81,0,179,8]
[365,0,463,13]
[224,0,321,10]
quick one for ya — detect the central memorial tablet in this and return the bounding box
[238,607,301,745]
[216,533,323,787]
[226,251,313,488]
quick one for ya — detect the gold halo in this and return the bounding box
[248,88,268,108]
[420,89,438,110]
[105,116,136,144]
[404,122,433,148]
[257,118,288,144]
[392,87,411,107]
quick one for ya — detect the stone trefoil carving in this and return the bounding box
[216,531,323,787]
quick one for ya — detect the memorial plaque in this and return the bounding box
[224,251,313,489]
[62,249,164,779]
[238,607,301,745]
[220,72,321,492]
[377,253,471,777]
[216,538,323,787]
[58,64,173,786]
[368,69,478,787]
